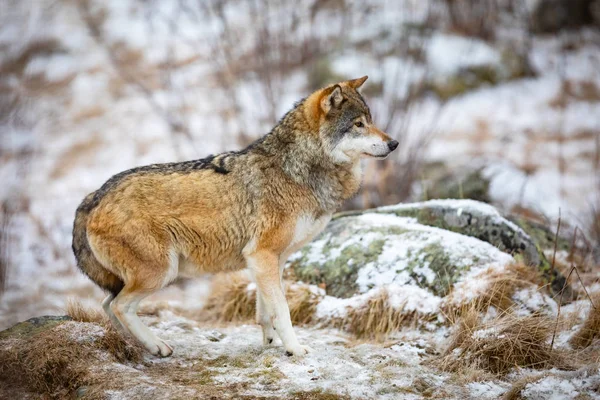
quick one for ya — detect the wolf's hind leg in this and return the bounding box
[111,286,173,357]
[102,294,127,334]
[256,290,277,345]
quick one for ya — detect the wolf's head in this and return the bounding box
[303,76,398,164]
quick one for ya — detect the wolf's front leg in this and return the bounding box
[247,250,312,356]
[256,290,277,345]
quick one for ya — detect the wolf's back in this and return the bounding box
[72,192,124,296]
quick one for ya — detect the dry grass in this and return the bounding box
[202,272,322,326]
[0,325,93,395]
[203,273,257,323]
[287,283,321,326]
[444,262,543,323]
[0,300,143,397]
[502,373,550,400]
[0,315,144,397]
[203,274,431,339]
[345,289,417,340]
[66,298,107,324]
[438,307,567,376]
[204,262,545,341]
[66,299,145,363]
[474,262,541,311]
[570,293,600,349]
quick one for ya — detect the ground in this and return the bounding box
[2,303,599,399]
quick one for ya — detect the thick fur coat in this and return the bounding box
[72,76,398,356]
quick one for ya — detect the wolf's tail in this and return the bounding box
[72,193,124,296]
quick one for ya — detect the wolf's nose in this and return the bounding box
[388,140,399,151]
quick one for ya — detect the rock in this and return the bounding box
[291,200,571,302]
[290,202,516,299]
[425,36,534,100]
[420,163,575,297]
[336,200,540,265]
[420,164,492,204]
[509,216,571,252]
[0,315,72,340]
[76,386,88,398]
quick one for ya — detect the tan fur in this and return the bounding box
[73,76,398,356]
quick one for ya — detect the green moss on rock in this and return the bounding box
[0,315,72,340]
[292,219,407,298]
[509,216,571,252]
[406,242,461,297]
[328,200,571,298]
[422,166,491,203]
[291,206,517,299]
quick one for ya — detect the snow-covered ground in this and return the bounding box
[0,1,599,397]
[5,303,592,400]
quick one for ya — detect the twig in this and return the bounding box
[550,225,574,351]
[550,226,597,350]
[550,208,561,277]
[572,265,597,310]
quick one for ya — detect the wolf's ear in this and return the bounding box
[347,75,368,89]
[320,84,344,114]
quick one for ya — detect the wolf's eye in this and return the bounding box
[354,121,364,128]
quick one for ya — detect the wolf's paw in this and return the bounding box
[261,325,277,346]
[152,340,173,357]
[263,336,275,346]
[285,345,313,357]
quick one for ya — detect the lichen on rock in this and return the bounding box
[289,200,571,327]
[290,206,516,301]
[335,199,541,266]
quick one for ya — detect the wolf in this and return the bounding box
[72,76,398,357]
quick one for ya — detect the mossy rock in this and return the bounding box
[427,47,534,100]
[298,200,571,299]
[290,209,515,299]
[0,315,72,340]
[508,216,571,252]
[429,65,499,100]
[336,200,540,265]
[421,165,491,203]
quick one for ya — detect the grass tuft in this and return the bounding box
[0,318,143,397]
[569,293,600,349]
[444,262,543,323]
[203,273,257,323]
[66,299,144,363]
[66,298,107,324]
[345,289,415,340]
[438,306,567,376]
[0,300,144,397]
[203,272,321,325]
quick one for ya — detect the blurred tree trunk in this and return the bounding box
[531,0,600,33]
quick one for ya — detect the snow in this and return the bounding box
[0,1,598,397]
[449,262,508,303]
[472,327,499,339]
[426,33,501,76]
[468,381,508,399]
[521,376,579,400]
[133,312,452,399]
[314,284,442,321]
[351,213,514,297]
[387,284,443,313]
[512,287,558,317]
